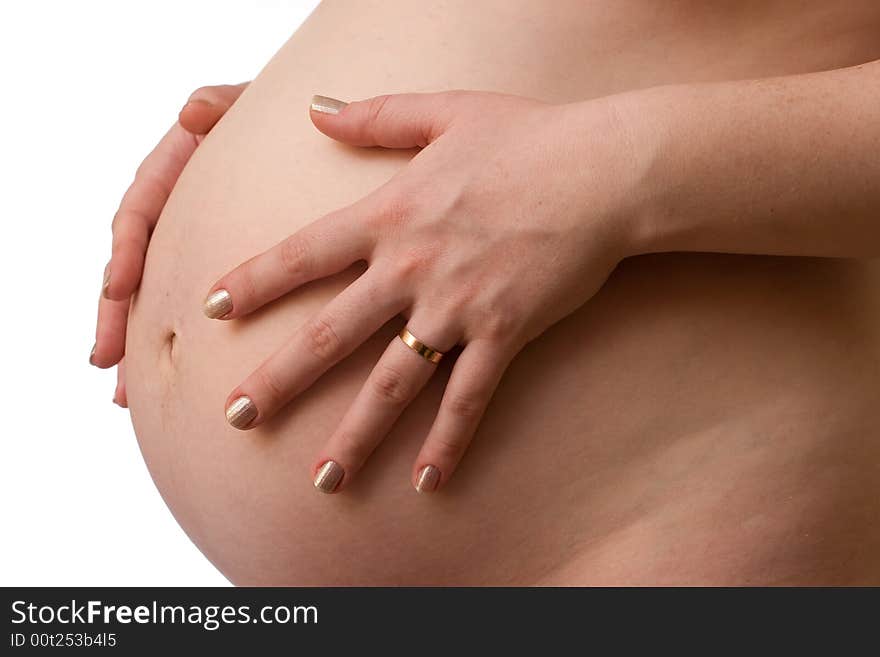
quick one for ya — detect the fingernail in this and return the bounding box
[102,268,111,298]
[204,289,233,319]
[310,95,347,115]
[89,342,97,366]
[313,460,344,493]
[415,465,441,493]
[226,395,257,429]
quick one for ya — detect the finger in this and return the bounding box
[224,266,408,430]
[92,271,131,369]
[309,91,463,149]
[114,357,128,408]
[411,338,517,493]
[105,122,200,301]
[179,82,249,135]
[312,315,460,494]
[203,196,377,320]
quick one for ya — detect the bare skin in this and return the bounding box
[92,82,248,404]
[95,1,880,584]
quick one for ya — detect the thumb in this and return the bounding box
[309,92,458,149]
[179,82,250,135]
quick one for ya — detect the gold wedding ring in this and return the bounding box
[398,327,444,364]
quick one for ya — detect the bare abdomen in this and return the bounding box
[124,0,880,584]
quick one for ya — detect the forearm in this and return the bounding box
[619,60,880,259]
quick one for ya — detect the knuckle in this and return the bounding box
[369,364,411,405]
[365,94,393,137]
[452,279,481,308]
[303,315,344,363]
[140,172,170,198]
[279,235,312,279]
[133,168,170,199]
[445,391,484,421]
[368,191,413,233]
[111,208,146,240]
[111,232,145,258]
[391,247,436,283]
[480,305,522,343]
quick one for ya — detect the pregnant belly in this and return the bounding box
[124,2,880,584]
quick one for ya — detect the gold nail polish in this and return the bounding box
[89,342,97,366]
[204,289,233,319]
[226,395,257,429]
[313,460,344,493]
[415,465,441,493]
[310,95,347,115]
[102,268,111,298]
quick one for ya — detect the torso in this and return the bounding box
[125,0,880,584]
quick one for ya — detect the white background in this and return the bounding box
[0,1,320,586]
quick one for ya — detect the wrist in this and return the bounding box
[548,88,682,264]
[602,84,689,257]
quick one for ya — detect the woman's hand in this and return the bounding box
[91,82,249,406]
[205,90,643,493]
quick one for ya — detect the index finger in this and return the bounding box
[104,122,200,301]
